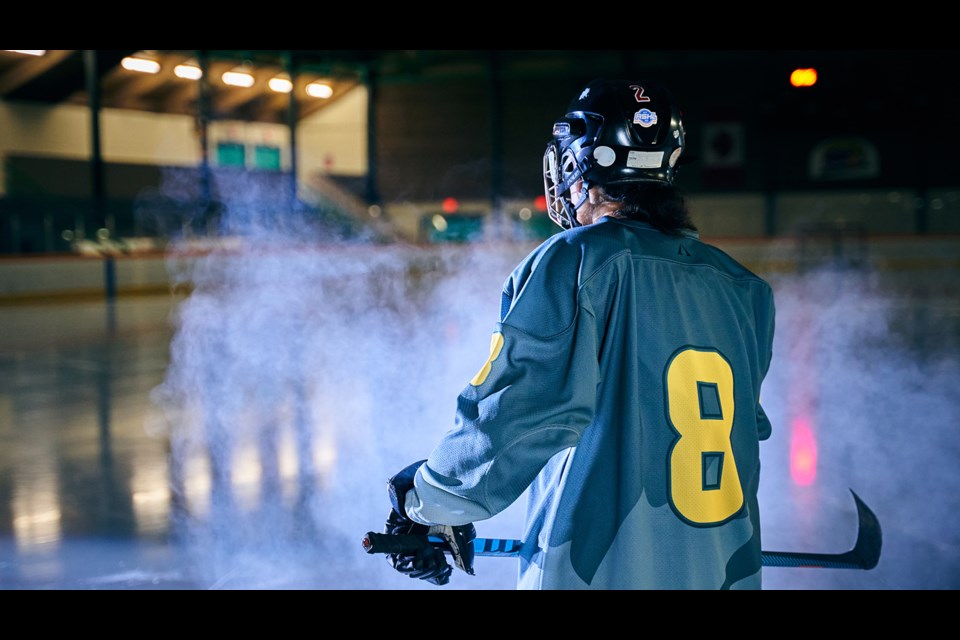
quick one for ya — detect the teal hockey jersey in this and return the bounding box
[404,216,776,589]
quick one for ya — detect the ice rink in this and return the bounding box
[1,240,958,590]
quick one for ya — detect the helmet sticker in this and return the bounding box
[669,147,683,168]
[579,88,591,100]
[593,146,617,167]
[627,150,664,169]
[629,85,651,103]
[633,109,658,128]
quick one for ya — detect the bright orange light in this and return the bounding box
[790,416,818,486]
[442,197,459,214]
[534,195,547,211]
[791,68,818,88]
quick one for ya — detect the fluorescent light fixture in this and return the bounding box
[4,50,46,56]
[222,70,255,88]
[174,63,202,80]
[121,56,161,74]
[305,82,333,99]
[268,75,293,93]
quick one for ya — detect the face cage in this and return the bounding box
[543,141,589,231]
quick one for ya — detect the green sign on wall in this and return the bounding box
[254,145,282,171]
[217,142,246,168]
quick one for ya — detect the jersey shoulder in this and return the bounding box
[593,217,771,288]
[508,219,772,294]
[505,225,597,292]
[516,220,637,287]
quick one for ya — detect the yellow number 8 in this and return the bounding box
[664,347,743,526]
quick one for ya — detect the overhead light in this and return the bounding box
[305,82,333,99]
[121,56,161,74]
[121,56,160,74]
[268,75,293,94]
[3,50,46,56]
[222,68,255,88]
[174,62,202,80]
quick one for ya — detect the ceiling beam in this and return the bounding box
[0,50,75,95]
[251,89,289,123]
[159,80,199,115]
[107,53,193,110]
[297,79,361,120]
[212,63,283,114]
[213,83,263,113]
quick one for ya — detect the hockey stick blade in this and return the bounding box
[363,490,881,570]
[760,489,881,570]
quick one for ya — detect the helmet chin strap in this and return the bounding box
[559,156,595,229]
[563,189,589,228]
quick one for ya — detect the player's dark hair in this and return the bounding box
[596,183,697,235]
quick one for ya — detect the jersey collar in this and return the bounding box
[599,215,700,240]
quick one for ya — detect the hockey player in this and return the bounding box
[384,78,777,589]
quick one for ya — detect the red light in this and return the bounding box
[790,68,818,88]
[790,416,818,486]
[534,195,547,212]
[442,197,459,214]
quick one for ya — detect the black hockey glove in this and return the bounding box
[386,460,476,586]
[384,508,453,585]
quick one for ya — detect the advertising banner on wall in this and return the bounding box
[809,137,880,181]
[702,121,745,188]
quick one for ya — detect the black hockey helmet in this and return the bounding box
[543,78,686,230]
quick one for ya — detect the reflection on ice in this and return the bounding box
[2,221,959,588]
[154,224,530,588]
[13,462,61,551]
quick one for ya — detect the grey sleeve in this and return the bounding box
[406,239,600,526]
[756,287,776,442]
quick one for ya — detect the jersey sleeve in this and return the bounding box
[405,237,599,526]
[755,285,776,442]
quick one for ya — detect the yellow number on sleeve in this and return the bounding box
[665,347,743,525]
[470,332,504,386]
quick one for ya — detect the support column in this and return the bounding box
[284,51,299,211]
[84,50,107,236]
[489,51,504,239]
[197,50,213,228]
[365,65,380,207]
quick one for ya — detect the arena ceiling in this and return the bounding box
[1,49,955,127]
[0,49,828,123]
[0,50,370,123]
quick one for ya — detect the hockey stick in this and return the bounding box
[758,490,881,570]
[363,489,881,570]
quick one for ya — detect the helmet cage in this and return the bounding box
[542,115,601,230]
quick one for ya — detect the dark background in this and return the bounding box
[3,49,958,253]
